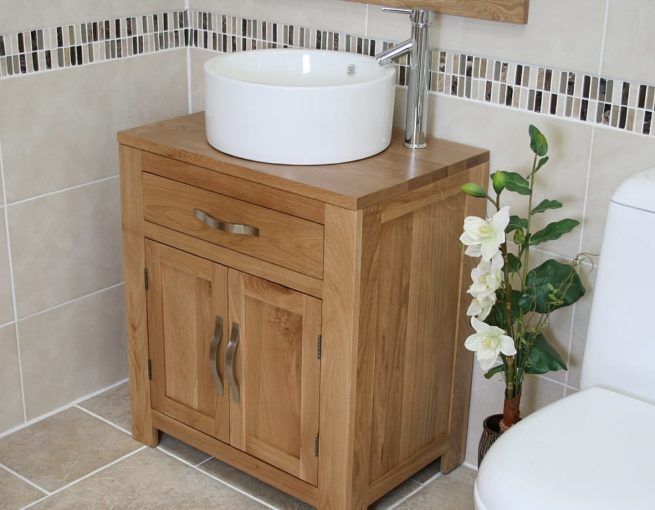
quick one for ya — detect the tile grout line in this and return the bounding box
[74,404,133,437]
[384,480,426,510]
[0,140,28,424]
[0,378,128,440]
[0,318,15,329]
[7,174,119,207]
[155,446,279,510]
[0,462,50,496]
[194,456,213,468]
[17,281,124,323]
[19,446,147,510]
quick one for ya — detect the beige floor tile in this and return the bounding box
[158,434,212,466]
[0,408,140,492]
[396,466,476,510]
[78,382,132,432]
[200,458,312,509]
[32,448,264,509]
[0,467,45,509]
[370,478,422,509]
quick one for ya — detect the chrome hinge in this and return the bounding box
[317,335,322,360]
[314,433,320,457]
[144,268,149,291]
[147,359,152,380]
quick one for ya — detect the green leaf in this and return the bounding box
[501,171,531,195]
[531,199,563,215]
[524,333,567,375]
[506,215,528,233]
[529,125,548,156]
[529,219,580,246]
[491,171,506,194]
[506,253,522,274]
[486,290,523,330]
[519,260,585,313]
[484,364,506,380]
[535,156,549,172]
[460,182,487,198]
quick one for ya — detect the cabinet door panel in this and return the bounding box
[228,270,321,485]
[145,241,230,442]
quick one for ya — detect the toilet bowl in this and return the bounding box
[474,168,655,510]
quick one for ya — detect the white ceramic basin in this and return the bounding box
[204,49,396,165]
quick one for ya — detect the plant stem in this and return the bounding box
[521,155,538,288]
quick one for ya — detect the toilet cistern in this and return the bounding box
[375,7,434,149]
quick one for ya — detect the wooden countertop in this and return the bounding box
[118,112,489,210]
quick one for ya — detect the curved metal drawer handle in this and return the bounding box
[225,322,240,403]
[193,208,260,237]
[209,316,224,396]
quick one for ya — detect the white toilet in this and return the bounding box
[474,168,655,510]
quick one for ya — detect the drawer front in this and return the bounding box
[143,173,324,278]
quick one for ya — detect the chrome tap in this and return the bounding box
[375,8,434,149]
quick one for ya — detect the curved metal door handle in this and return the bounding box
[209,316,224,396]
[193,208,260,237]
[225,322,240,403]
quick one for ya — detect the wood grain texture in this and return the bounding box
[319,205,363,509]
[349,0,529,24]
[142,152,325,224]
[118,113,489,210]
[145,241,230,442]
[143,173,324,279]
[119,145,158,447]
[228,271,321,485]
[143,222,323,299]
[440,163,489,472]
[151,410,319,506]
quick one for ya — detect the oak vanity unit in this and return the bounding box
[118,113,488,509]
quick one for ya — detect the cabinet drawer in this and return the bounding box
[143,173,324,278]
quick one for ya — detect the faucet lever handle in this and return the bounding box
[381,7,412,15]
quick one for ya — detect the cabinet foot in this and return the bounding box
[133,426,160,447]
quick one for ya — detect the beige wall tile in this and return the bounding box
[190,0,367,34]
[0,50,187,203]
[567,264,597,389]
[433,0,605,75]
[0,324,23,433]
[582,128,655,254]
[31,448,265,509]
[19,285,127,420]
[189,48,216,113]
[603,0,655,84]
[0,467,44,509]
[0,0,185,34]
[9,178,122,318]
[429,93,593,260]
[0,408,140,492]
[366,5,411,41]
[0,208,14,324]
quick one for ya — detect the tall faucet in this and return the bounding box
[375,8,434,149]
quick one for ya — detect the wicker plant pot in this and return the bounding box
[478,414,503,466]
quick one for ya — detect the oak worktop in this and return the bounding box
[118,112,488,210]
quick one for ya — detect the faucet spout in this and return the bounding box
[375,39,414,66]
[374,9,434,149]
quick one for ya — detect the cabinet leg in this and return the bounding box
[132,424,160,447]
[439,449,465,474]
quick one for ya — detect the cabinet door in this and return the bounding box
[227,270,321,485]
[145,241,230,442]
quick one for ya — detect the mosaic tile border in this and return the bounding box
[0,10,188,77]
[1,8,654,138]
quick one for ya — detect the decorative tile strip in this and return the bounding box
[1,8,653,138]
[0,10,188,78]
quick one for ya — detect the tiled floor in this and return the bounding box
[0,382,476,509]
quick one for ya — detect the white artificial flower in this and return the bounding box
[466,293,496,321]
[464,317,516,371]
[459,206,510,261]
[468,252,504,298]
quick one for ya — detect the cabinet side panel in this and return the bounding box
[120,145,158,446]
[367,167,484,485]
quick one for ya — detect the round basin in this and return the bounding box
[204,49,397,165]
